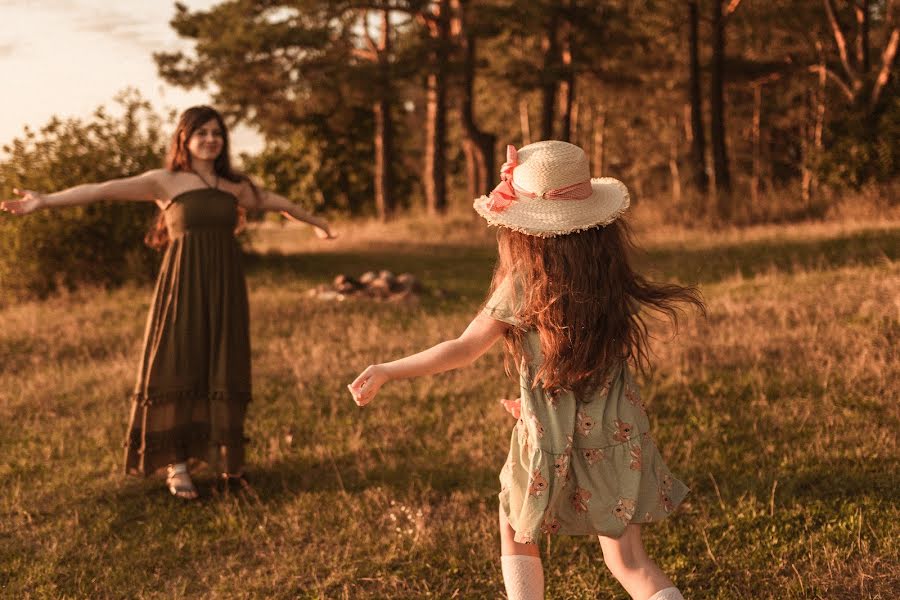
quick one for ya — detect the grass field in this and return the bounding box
[0,213,897,599]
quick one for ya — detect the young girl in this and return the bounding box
[1,105,334,500]
[349,141,702,600]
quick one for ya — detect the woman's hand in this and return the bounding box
[1,189,45,215]
[499,397,521,419]
[348,364,390,407]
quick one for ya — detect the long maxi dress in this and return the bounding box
[124,187,252,476]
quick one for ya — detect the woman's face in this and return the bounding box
[186,118,224,162]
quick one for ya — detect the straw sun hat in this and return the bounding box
[473,140,630,237]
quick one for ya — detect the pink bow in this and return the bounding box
[487,145,522,213]
[486,144,595,213]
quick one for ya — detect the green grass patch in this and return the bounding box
[1,225,898,598]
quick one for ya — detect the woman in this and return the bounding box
[1,105,334,499]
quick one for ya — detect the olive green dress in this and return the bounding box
[484,277,688,543]
[124,188,251,476]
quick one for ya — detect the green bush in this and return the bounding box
[0,92,168,299]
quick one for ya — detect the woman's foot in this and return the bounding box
[166,463,199,500]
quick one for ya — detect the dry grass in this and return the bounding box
[0,216,897,599]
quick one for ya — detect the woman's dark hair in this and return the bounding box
[145,106,259,250]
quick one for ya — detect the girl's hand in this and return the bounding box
[348,364,390,407]
[1,189,45,215]
[499,397,521,420]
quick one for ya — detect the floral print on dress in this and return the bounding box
[572,487,592,513]
[598,374,613,397]
[659,490,674,512]
[515,530,536,545]
[624,382,645,413]
[613,418,634,442]
[629,445,643,471]
[529,469,549,497]
[529,413,544,440]
[541,513,561,535]
[613,498,636,524]
[659,471,674,493]
[582,448,604,465]
[658,469,675,512]
[576,409,595,437]
[516,417,529,452]
[554,452,570,480]
[545,387,563,409]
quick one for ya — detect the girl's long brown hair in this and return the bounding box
[145,105,260,250]
[492,220,705,397]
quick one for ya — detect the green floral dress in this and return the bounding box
[484,277,688,543]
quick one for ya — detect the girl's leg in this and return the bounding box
[598,524,683,600]
[499,505,543,600]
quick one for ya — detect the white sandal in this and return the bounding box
[166,463,198,500]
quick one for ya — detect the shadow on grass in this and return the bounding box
[229,448,498,505]
[241,228,897,290]
[101,445,498,523]
[641,227,898,284]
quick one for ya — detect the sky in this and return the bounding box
[0,0,263,154]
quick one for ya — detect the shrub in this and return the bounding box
[0,91,168,299]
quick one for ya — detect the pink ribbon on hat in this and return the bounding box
[487,145,594,213]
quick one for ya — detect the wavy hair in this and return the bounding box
[145,106,259,250]
[491,221,705,396]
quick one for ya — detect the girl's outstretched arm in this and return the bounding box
[245,187,335,240]
[348,312,510,406]
[0,170,165,215]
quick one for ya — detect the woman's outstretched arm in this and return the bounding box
[0,170,165,215]
[348,313,510,406]
[243,186,335,239]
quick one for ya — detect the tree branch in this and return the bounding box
[352,47,378,62]
[808,65,855,100]
[750,72,783,87]
[724,0,743,17]
[822,0,858,83]
[870,26,900,110]
[362,11,379,55]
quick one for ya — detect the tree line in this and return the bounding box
[155,0,897,222]
[1,0,898,297]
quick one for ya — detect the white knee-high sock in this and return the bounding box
[500,555,544,600]
[647,587,685,600]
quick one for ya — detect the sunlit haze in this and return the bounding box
[0,0,263,155]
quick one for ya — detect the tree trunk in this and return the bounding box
[540,12,560,140]
[424,0,450,215]
[373,11,394,222]
[812,57,827,204]
[751,84,761,210]
[855,0,870,74]
[559,4,575,142]
[592,107,606,174]
[570,98,580,144]
[710,0,731,211]
[801,101,812,209]
[455,0,497,200]
[687,0,708,194]
[669,118,682,204]
[519,99,531,146]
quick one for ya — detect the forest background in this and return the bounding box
[0,0,897,295]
